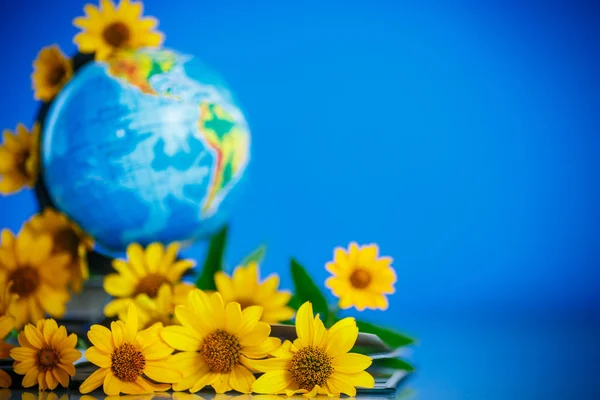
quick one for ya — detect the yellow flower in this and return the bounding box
[79,304,180,395]
[10,318,81,390]
[103,242,195,319]
[31,45,73,102]
[73,0,164,61]
[0,123,40,195]
[0,315,14,388]
[24,208,95,293]
[161,289,281,393]
[0,280,18,319]
[325,242,396,311]
[125,283,194,329]
[251,302,375,397]
[0,229,71,329]
[215,263,295,324]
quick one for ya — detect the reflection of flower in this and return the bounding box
[103,242,195,321]
[215,263,295,324]
[31,45,73,102]
[0,315,14,388]
[251,302,375,397]
[22,392,68,400]
[11,319,81,390]
[161,289,281,393]
[325,242,396,311]
[73,0,164,61]
[80,304,180,395]
[0,123,39,195]
[0,229,71,328]
[24,209,95,293]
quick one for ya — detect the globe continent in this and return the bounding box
[42,48,250,252]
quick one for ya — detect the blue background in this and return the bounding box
[1,0,599,398]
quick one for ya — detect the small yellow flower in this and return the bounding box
[161,289,281,393]
[0,123,40,195]
[215,263,295,324]
[125,283,193,329]
[73,0,164,61]
[80,304,180,395]
[251,302,375,397]
[0,315,15,388]
[23,209,95,294]
[10,318,81,390]
[31,45,73,102]
[103,242,195,319]
[325,242,397,311]
[0,229,71,329]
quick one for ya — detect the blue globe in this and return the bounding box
[42,48,251,252]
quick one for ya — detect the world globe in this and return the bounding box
[41,48,251,252]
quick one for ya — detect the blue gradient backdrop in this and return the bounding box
[1,0,599,398]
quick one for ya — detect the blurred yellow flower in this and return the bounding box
[215,263,295,324]
[80,304,180,395]
[103,242,195,319]
[0,315,14,388]
[0,229,71,328]
[10,318,81,390]
[161,289,281,393]
[24,208,94,293]
[125,283,193,329]
[31,45,73,102]
[73,0,164,61]
[325,242,396,311]
[0,123,39,195]
[0,281,18,319]
[251,302,374,397]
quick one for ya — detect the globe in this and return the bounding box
[42,48,251,252]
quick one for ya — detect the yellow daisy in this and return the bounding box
[24,208,95,294]
[0,314,14,388]
[251,302,375,396]
[161,289,281,393]
[103,242,195,319]
[10,319,81,390]
[79,304,180,395]
[0,123,40,195]
[215,263,295,324]
[325,242,397,311]
[0,229,71,329]
[31,45,73,102]
[73,0,164,61]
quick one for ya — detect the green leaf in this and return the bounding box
[241,244,267,266]
[372,358,415,372]
[195,225,228,290]
[355,319,415,348]
[290,258,329,321]
[288,295,303,310]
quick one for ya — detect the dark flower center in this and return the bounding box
[9,267,40,297]
[201,329,241,373]
[54,227,80,256]
[111,343,145,382]
[289,346,334,391]
[349,268,372,289]
[134,274,169,298]
[46,65,67,86]
[37,348,60,371]
[103,22,131,47]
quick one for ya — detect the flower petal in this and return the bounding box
[104,371,122,396]
[85,346,111,368]
[161,325,201,351]
[294,302,314,347]
[238,305,263,337]
[331,353,373,373]
[224,301,242,334]
[144,360,183,383]
[252,370,294,394]
[87,325,114,353]
[24,324,44,349]
[229,364,255,393]
[240,321,270,347]
[78,367,109,394]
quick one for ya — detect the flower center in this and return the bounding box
[349,268,372,289]
[237,299,255,310]
[37,348,59,371]
[111,343,145,382]
[134,274,169,298]
[289,346,334,391]
[201,329,241,373]
[9,267,40,297]
[103,22,131,47]
[46,65,66,86]
[14,149,30,175]
[54,227,80,256]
